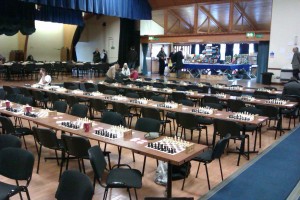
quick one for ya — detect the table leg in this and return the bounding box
[77,66,79,78]
[167,162,172,198]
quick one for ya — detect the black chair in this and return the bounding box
[65,95,79,111]
[114,103,138,128]
[0,116,37,151]
[53,101,68,113]
[101,111,126,126]
[171,92,187,103]
[239,106,263,150]
[19,96,34,106]
[253,91,270,99]
[48,92,60,107]
[213,119,249,166]
[64,82,80,90]
[227,99,246,112]
[202,96,223,110]
[182,134,230,190]
[126,92,140,99]
[282,95,300,129]
[135,117,161,176]
[32,90,48,108]
[84,82,97,92]
[88,146,142,200]
[20,87,32,97]
[103,89,117,95]
[141,107,171,135]
[151,95,165,102]
[0,147,34,200]
[32,127,65,177]
[176,112,208,145]
[70,104,88,118]
[0,134,22,150]
[98,84,108,93]
[55,170,94,200]
[153,82,165,89]
[90,98,109,120]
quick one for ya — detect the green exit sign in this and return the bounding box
[246,32,255,38]
[256,34,264,38]
[149,36,159,41]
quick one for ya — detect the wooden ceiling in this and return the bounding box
[148,0,272,34]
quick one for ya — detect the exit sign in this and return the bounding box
[246,32,255,38]
[149,36,159,41]
[256,34,264,38]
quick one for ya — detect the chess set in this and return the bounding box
[105,95,128,101]
[59,118,92,130]
[146,137,195,155]
[236,95,255,102]
[157,102,179,109]
[265,99,287,105]
[191,107,214,115]
[256,88,272,93]
[94,125,132,139]
[215,93,227,98]
[129,98,148,105]
[71,90,84,95]
[213,84,225,89]
[228,111,256,121]
[227,86,243,90]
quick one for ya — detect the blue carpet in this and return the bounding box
[206,126,300,200]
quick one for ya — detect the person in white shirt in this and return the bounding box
[121,63,130,77]
[38,68,51,85]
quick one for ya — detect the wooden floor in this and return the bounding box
[1,74,292,200]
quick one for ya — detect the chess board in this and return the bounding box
[146,137,194,155]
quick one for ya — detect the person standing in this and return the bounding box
[175,48,184,78]
[93,48,101,63]
[127,46,138,69]
[157,47,166,76]
[101,49,108,63]
[291,47,300,80]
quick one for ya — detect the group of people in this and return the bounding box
[105,63,139,82]
[93,48,107,63]
[157,46,184,78]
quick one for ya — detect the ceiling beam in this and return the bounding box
[164,9,168,34]
[198,17,208,32]
[199,6,227,32]
[194,4,198,33]
[228,0,234,32]
[167,20,179,33]
[169,10,193,31]
[234,3,257,30]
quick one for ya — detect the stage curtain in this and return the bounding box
[0,0,35,36]
[118,18,136,67]
[254,43,259,53]
[240,43,249,54]
[225,44,234,57]
[35,5,84,26]
[20,0,152,20]
[71,25,85,62]
[199,44,206,54]
[256,41,270,83]
[142,43,148,75]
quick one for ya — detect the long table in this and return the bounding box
[183,63,251,78]
[0,103,207,198]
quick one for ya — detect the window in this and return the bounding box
[233,43,240,56]
[249,43,254,55]
[174,45,191,57]
[195,44,200,55]
[220,44,226,60]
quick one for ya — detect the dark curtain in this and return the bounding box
[20,0,152,20]
[118,18,136,67]
[191,44,196,54]
[36,5,84,26]
[199,44,206,54]
[254,43,259,53]
[256,41,270,83]
[240,43,249,54]
[225,44,234,57]
[142,43,148,75]
[0,0,35,36]
[72,25,85,61]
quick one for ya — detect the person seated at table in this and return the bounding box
[121,63,130,77]
[105,64,119,82]
[26,55,35,62]
[38,68,51,85]
[130,67,139,80]
[282,77,300,97]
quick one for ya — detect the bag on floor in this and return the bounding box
[154,161,168,186]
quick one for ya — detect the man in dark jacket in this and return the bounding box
[175,48,184,78]
[291,47,300,80]
[282,77,300,97]
[157,47,166,76]
[93,48,101,63]
[127,46,138,69]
